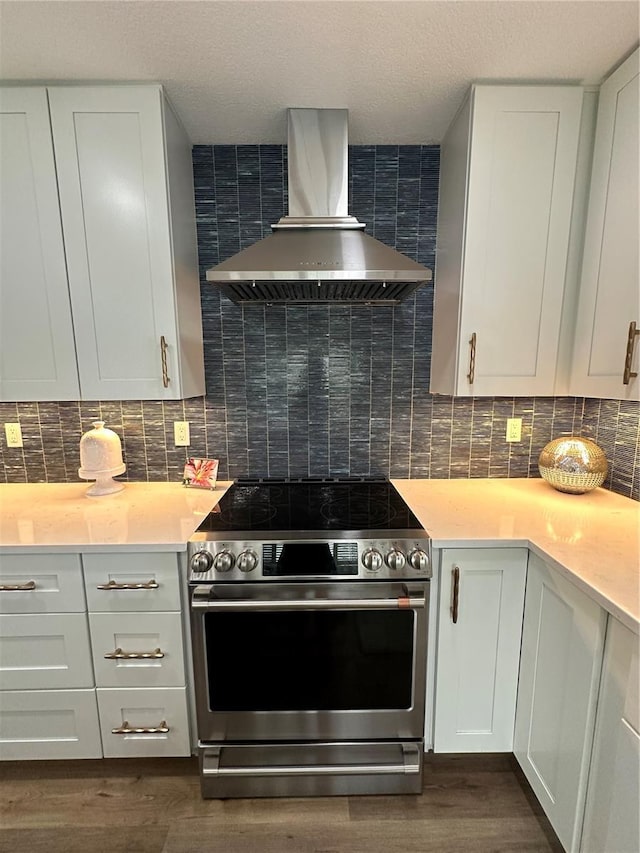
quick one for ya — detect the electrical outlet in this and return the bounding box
[5,422,23,448]
[174,421,190,446]
[506,417,522,443]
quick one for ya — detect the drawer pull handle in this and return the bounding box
[112,720,170,735]
[104,647,165,660]
[97,579,159,590]
[623,321,639,384]
[0,580,36,592]
[451,566,460,624]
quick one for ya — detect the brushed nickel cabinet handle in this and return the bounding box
[160,335,170,387]
[104,647,164,660]
[623,321,639,385]
[0,580,36,592]
[451,566,460,624]
[96,579,159,591]
[112,720,170,735]
[467,332,476,384]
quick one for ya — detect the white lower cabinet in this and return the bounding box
[514,552,606,853]
[581,617,640,853]
[0,549,190,761]
[89,611,186,688]
[0,613,94,690]
[86,551,191,758]
[0,553,102,759]
[433,548,527,752]
[0,689,102,760]
[83,551,182,612]
[97,687,190,758]
[0,553,86,614]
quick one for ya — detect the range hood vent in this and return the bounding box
[206,109,432,305]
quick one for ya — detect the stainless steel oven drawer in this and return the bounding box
[199,740,424,798]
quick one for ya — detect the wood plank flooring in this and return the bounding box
[0,754,564,853]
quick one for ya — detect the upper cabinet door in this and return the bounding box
[48,86,188,401]
[431,86,583,397]
[570,49,639,401]
[0,87,80,401]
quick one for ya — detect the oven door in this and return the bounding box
[190,581,429,743]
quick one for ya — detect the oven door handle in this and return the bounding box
[202,744,422,777]
[191,588,426,611]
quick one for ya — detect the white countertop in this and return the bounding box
[1,477,638,632]
[393,478,640,634]
[0,481,233,552]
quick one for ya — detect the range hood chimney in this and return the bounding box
[206,109,432,305]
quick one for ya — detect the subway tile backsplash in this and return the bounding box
[0,396,637,500]
[1,145,638,500]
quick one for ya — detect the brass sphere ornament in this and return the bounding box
[538,436,607,495]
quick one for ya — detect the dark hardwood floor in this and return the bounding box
[0,754,564,853]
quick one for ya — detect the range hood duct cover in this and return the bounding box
[206,109,432,304]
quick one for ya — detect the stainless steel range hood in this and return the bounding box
[206,109,432,305]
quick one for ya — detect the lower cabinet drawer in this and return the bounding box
[83,553,181,612]
[89,611,186,688]
[0,613,94,689]
[97,687,191,758]
[0,689,102,760]
[0,554,86,614]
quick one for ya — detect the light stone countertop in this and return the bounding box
[0,478,638,633]
[0,481,233,553]
[393,478,640,634]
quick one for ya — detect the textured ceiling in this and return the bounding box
[0,1,638,144]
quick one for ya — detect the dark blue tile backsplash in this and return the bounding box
[193,144,440,481]
[1,144,638,500]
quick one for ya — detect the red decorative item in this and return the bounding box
[182,458,219,490]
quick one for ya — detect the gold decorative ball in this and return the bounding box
[538,437,607,495]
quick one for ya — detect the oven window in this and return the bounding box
[204,610,414,711]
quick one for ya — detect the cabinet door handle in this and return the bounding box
[451,566,460,624]
[96,579,159,591]
[112,720,170,735]
[0,580,36,592]
[467,333,476,384]
[160,335,170,387]
[104,647,164,660]
[623,321,639,385]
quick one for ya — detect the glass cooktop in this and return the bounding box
[196,478,424,533]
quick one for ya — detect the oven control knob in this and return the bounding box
[385,548,406,571]
[409,548,430,572]
[190,550,214,573]
[213,550,235,573]
[236,549,258,573]
[362,548,383,572]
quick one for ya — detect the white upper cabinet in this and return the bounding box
[0,85,205,402]
[570,49,639,401]
[0,88,80,400]
[431,86,584,397]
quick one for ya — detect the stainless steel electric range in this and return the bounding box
[187,478,431,799]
